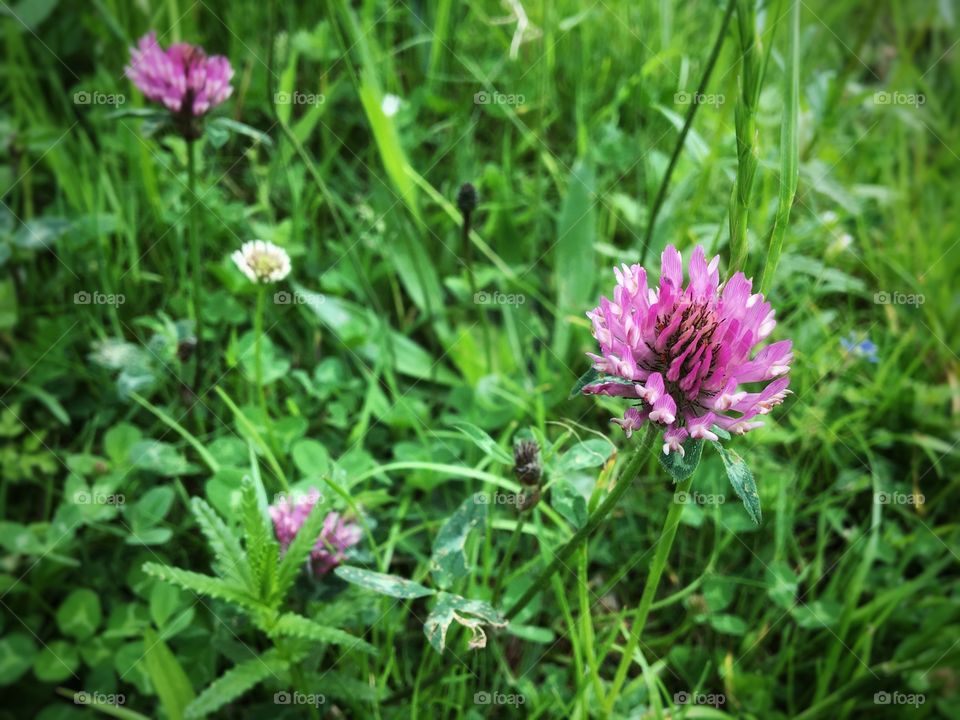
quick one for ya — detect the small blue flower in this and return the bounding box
[841,334,878,363]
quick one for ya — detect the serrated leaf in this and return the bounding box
[190,498,252,589]
[185,649,289,719]
[424,592,507,653]
[430,495,487,590]
[308,669,380,702]
[143,628,195,720]
[269,613,376,655]
[142,563,264,612]
[451,422,512,464]
[659,438,704,482]
[239,476,277,601]
[334,566,435,599]
[275,500,329,598]
[712,442,761,524]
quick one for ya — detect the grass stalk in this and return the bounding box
[729,0,762,273]
[603,472,695,713]
[640,0,737,264]
[759,0,800,293]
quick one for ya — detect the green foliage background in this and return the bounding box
[0,0,957,717]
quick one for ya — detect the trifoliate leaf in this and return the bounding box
[430,495,487,589]
[56,589,101,639]
[550,477,587,529]
[334,566,435,599]
[424,592,507,653]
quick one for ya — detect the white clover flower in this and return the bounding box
[231,240,291,284]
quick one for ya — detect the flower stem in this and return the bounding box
[462,203,493,373]
[186,139,204,398]
[491,515,525,605]
[254,285,276,451]
[603,472,694,713]
[505,425,657,621]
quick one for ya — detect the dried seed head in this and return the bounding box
[517,486,541,512]
[177,338,196,363]
[513,439,542,487]
[457,182,478,217]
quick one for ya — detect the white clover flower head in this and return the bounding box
[231,240,291,284]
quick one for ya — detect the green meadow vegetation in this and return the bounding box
[0,0,958,717]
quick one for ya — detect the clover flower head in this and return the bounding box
[231,240,291,284]
[583,245,793,456]
[269,489,362,576]
[125,31,234,117]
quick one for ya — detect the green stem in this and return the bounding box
[491,515,525,605]
[214,386,288,491]
[505,426,657,621]
[729,0,762,274]
[463,207,494,373]
[759,0,800,294]
[254,285,279,455]
[640,0,737,265]
[129,392,220,473]
[604,472,695,713]
[186,139,204,394]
